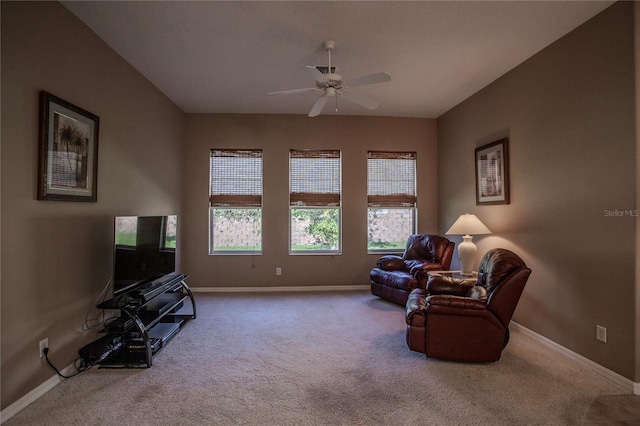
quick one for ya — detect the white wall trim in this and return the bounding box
[191,285,370,293]
[1,363,76,424]
[511,322,638,394]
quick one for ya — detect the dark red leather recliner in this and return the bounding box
[405,248,531,363]
[370,234,455,306]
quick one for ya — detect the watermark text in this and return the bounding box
[604,209,639,217]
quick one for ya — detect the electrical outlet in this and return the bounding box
[596,325,607,343]
[276,267,282,276]
[39,338,49,358]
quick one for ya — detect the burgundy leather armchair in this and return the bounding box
[370,234,454,305]
[405,248,531,362]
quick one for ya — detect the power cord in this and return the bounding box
[43,348,92,379]
[82,277,115,332]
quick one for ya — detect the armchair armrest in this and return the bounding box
[377,255,406,271]
[405,289,428,325]
[404,261,445,290]
[426,275,475,296]
[424,294,504,332]
[406,260,442,276]
[426,294,487,310]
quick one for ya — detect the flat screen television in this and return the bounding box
[113,215,177,296]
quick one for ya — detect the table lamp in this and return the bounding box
[445,213,491,275]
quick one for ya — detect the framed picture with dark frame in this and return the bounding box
[475,138,509,205]
[38,91,99,202]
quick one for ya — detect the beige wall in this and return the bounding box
[1,2,185,409]
[182,114,438,289]
[438,2,636,380]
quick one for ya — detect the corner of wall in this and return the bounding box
[634,0,640,385]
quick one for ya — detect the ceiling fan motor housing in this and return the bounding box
[316,73,344,90]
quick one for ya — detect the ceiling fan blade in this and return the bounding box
[340,91,379,110]
[266,87,319,96]
[305,65,329,83]
[309,95,329,117]
[345,72,391,88]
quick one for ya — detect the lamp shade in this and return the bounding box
[445,214,491,236]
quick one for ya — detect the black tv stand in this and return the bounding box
[94,274,195,368]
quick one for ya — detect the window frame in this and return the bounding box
[289,149,342,255]
[209,149,263,255]
[367,151,417,254]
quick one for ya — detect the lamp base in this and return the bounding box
[458,235,477,276]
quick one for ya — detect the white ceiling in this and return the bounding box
[62,1,614,118]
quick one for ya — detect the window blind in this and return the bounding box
[290,149,341,206]
[367,151,416,207]
[210,149,263,207]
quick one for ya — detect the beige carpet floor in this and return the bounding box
[5,291,629,425]
[583,394,640,424]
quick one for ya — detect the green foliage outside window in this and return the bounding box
[291,208,339,250]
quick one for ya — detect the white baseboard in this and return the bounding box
[191,285,370,293]
[511,322,638,394]
[1,363,76,424]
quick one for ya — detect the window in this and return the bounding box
[209,149,262,254]
[289,149,341,254]
[367,151,417,252]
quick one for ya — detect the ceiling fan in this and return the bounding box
[267,40,391,117]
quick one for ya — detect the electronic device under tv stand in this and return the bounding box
[93,273,196,368]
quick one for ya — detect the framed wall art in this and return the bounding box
[38,91,99,202]
[475,138,509,205]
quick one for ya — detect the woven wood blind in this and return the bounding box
[210,149,263,207]
[290,149,341,207]
[367,151,417,207]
